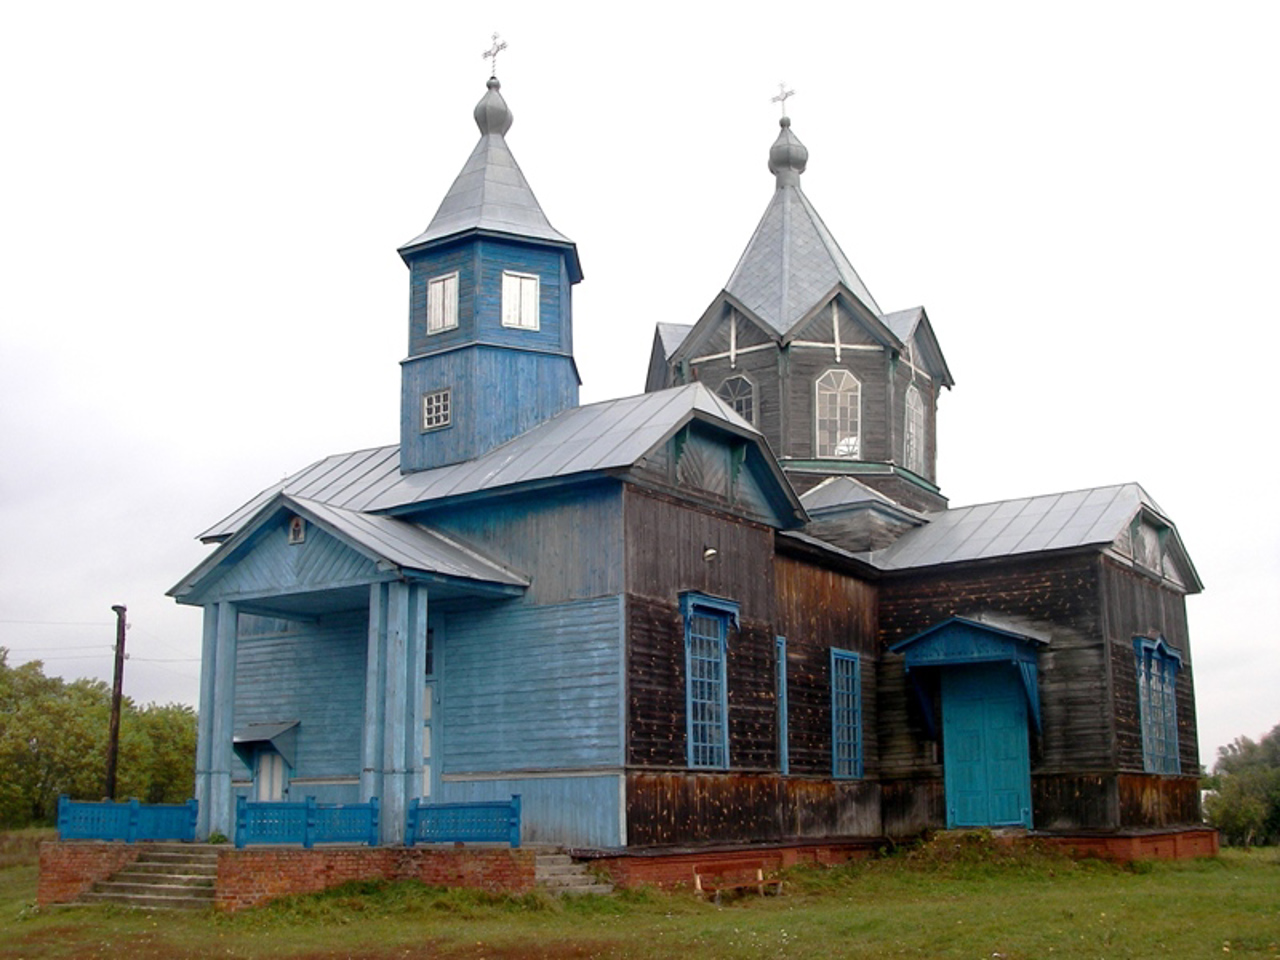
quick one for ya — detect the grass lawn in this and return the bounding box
[2,832,1276,959]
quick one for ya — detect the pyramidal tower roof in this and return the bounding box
[725,115,880,333]
[399,76,578,272]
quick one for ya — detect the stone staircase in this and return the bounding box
[80,843,217,910]
[534,850,613,896]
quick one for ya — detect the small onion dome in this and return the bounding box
[474,77,513,136]
[768,115,808,188]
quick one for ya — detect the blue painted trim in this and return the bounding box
[58,796,198,843]
[681,593,735,770]
[235,795,380,848]
[1133,635,1182,775]
[406,795,521,848]
[775,636,789,775]
[830,649,863,779]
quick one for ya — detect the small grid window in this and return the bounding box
[816,369,861,458]
[427,272,459,334]
[421,388,451,431]
[1135,637,1181,774]
[831,649,863,778]
[681,593,738,769]
[501,271,540,330]
[717,375,756,425]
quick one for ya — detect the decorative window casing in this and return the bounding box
[717,374,756,425]
[681,593,738,769]
[427,272,459,334]
[904,384,926,475]
[421,388,451,431]
[816,369,861,458]
[1134,636,1181,774]
[501,271,540,330]
[831,648,863,778]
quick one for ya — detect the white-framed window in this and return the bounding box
[501,270,540,330]
[426,272,459,334]
[421,388,451,431]
[717,374,756,425]
[904,384,926,474]
[815,369,861,458]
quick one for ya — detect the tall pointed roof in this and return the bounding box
[399,77,579,277]
[724,116,880,334]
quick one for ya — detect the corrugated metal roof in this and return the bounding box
[656,322,693,359]
[801,476,902,513]
[199,383,767,542]
[292,496,527,586]
[725,184,881,334]
[866,483,1160,570]
[398,80,577,277]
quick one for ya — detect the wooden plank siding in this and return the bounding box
[441,596,624,773]
[773,555,879,778]
[1100,558,1200,776]
[878,554,1111,783]
[427,481,624,606]
[626,772,880,846]
[233,611,367,795]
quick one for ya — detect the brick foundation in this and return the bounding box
[589,840,880,890]
[213,846,537,912]
[38,842,144,906]
[1037,827,1219,862]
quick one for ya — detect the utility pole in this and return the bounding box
[105,604,127,801]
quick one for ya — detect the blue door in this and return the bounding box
[941,663,1032,828]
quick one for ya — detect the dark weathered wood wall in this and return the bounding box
[773,554,879,777]
[1101,558,1200,777]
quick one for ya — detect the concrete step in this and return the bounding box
[533,851,613,896]
[121,861,218,878]
[109,873,215,890]
[92,880,214,899]
[80,890,212,910]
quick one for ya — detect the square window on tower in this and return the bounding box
[421,388,451,431]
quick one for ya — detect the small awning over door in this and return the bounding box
[233,721,300,768]
[889,617,1047,735]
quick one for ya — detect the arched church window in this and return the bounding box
[815,369,860,458]
[717,375,755,425]
[904,384,926,475]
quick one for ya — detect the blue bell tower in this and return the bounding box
[398,76,583,473]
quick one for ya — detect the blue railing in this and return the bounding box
[57,795,198,843]
[406,795,521,848]
[235,795,380,849]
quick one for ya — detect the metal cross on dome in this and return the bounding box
[772,82,795,117]
[483,32,507,77]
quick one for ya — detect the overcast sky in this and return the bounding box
[2,2,1276,770]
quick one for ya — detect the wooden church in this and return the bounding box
[171,74,1207,854]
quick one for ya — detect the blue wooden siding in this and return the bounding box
[400,344,579,471]
[426,482,623,605]
[440,774,622,848]
[195,517,381,604]
[407,244,476,357]
[233,611,366,789]
[441,596,624,773]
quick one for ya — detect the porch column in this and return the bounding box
[205,601,238,839]
[362,581,427,844]
[194,604,218,838]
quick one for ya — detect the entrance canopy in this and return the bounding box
[233,721,300,768]
[889,617,1048,735]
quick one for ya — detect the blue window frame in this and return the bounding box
[831,648,863,778]
[776,636,789,775]
[1134,636,1181,774]
[680,593,738,769]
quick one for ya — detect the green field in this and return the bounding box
[3,831,1277,959]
